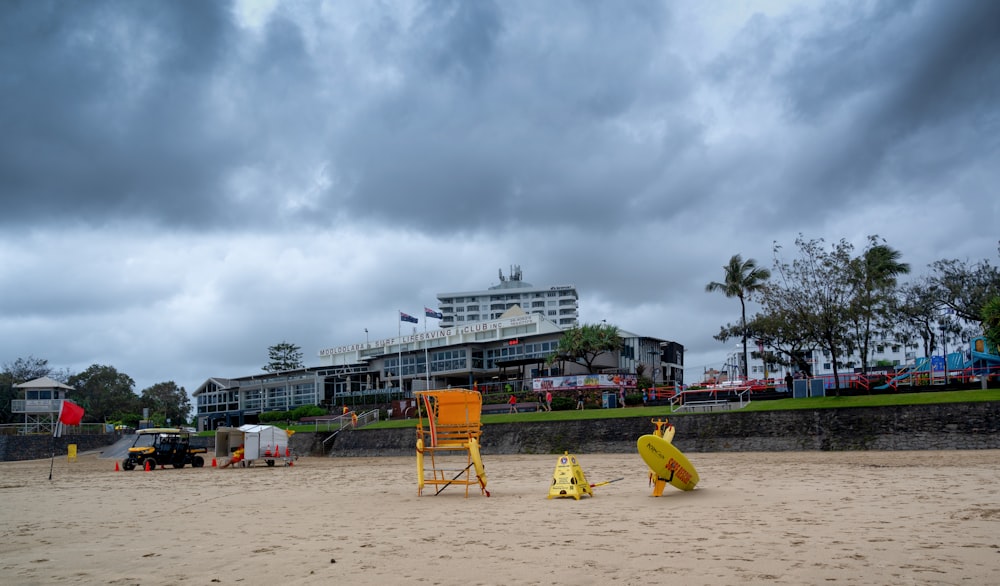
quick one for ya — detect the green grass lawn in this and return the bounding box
[347,387,1000,431]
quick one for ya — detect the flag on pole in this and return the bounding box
[424,307,443,319]
[59,401,85,426]
[400,311,418,324]
[54,400,84,438]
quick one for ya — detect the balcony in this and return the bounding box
[11,399,66,414]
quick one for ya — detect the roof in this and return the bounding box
[238,424,285,434]
[14,376,74,390]
[136,428,187,435]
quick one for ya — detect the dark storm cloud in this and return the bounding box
[324,0,696,232]
[2,0,997,393]
[0,0,239,226]
[710,0,1000,218]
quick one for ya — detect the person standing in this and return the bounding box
[576,391,584,410]
[785,371,794,394]
[544,390,553,412]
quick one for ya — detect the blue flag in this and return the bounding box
[400,311,418,324]
[425,307,443,319]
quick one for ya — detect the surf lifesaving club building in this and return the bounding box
[193,308,684,431]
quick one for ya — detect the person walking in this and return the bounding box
[508,393,518,414]
[576,391,584,410]
[785,371,794,394]
[544,390,553,412]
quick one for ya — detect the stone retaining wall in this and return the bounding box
[0,433,120,462]
[4,402,998,461]
[320,401,1000,457]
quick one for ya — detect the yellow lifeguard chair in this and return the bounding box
[415,389,489,497]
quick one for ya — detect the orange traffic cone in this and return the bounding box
[144,460,150,472]
[211,457,217,467]
[115,461,120,472]
[285,446,290,458]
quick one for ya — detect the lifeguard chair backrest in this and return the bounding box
[415,390,483,447]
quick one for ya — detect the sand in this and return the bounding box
[2,449,999,585]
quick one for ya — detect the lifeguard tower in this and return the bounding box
[10,377,77,434]
[415,389,489,497]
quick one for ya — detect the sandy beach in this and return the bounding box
[2,449,999,585]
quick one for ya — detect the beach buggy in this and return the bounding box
[122,428,207,470]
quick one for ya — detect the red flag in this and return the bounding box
[58,401,85,426]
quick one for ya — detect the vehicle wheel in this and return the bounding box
[173,463,185,469]
[266,460,275,467]
[123,460,135,471]
[145,458,157,470]
[192,456,204,468]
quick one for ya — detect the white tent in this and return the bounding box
[215,424,290,464]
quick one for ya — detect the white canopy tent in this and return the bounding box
[215,424,290,466]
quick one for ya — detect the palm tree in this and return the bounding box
[853,243,910,374]
[706,255,771,380]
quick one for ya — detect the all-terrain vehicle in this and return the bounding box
[122,428,207,470]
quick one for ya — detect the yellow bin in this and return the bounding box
[67,444,77,462]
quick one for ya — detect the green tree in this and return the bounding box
[140,381,192,426]
[67,365,139,423]
[0,356,67,424]
[848,237,910,375]
[706,254,771,380]
[981,296,1000,354]
[895,281,940,359]
[263,341,304,373]
[716,310,817,377]
[547,323,621,373]
[926,246,1000,326]
[767,236,855,392]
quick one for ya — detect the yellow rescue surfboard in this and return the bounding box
[637,434,699,491]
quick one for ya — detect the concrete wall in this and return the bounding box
[320,401,1000,457]
[0,433,120,462]
[4,402,997,461]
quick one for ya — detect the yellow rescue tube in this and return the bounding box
[416,438,425,492]
[469,438,488,494]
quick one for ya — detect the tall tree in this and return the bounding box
[1,356,53,384]
[263,341,304,373]
[547,323,621,373]
[706,254,771,380]
[767,236,855,392]
[982,296,1000,353]
[140,381,192,426]
[926,245,1000,327]
[67,365,139,423]
[849,237,910,375]
[0,356,60,424]
[717,311,818,377]
[895,281,941,360]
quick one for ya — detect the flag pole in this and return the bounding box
[49,421,60,481]
[424,315,430,390]
[398,311,403,398]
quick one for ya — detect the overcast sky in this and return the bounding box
[2,0,998,397]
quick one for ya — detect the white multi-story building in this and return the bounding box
[436,265,579,329]
[720,340,919,383]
